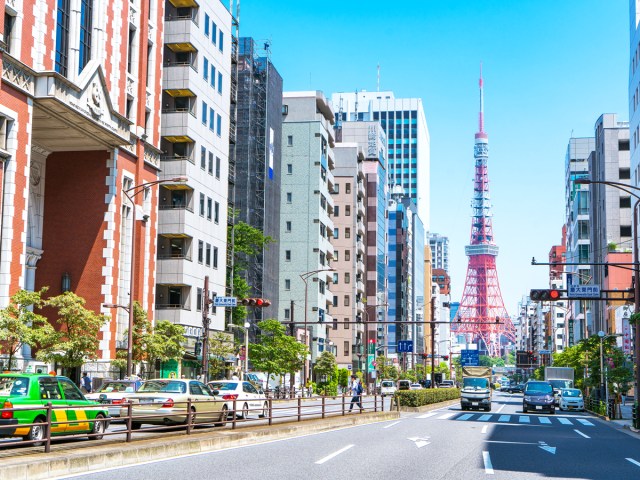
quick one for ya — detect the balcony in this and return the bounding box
[161,111,198,142]
[357,181,366,199]
[159,157,195,180]
[357,259,365,274]
[356,280,365,294]
[165,17,198,47]
[163,63,197,92]
[357,219,365,236]
[357,199,365,217]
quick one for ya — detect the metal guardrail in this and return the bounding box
[0,394,384,454]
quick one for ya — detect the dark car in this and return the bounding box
[397,380,411,391]
[507,384,525,394]
[523,381,555,414]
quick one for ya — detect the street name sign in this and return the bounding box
[568,284,600,298]
[213,296,237,307]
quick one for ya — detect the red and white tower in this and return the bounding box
[457,67,516,356]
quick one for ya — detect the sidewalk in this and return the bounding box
[609,401,638,433]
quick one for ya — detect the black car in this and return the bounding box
[523,381,555,414]
[507,384,524,394]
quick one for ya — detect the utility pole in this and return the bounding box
[201,276,212,382]
[431,299,436,388]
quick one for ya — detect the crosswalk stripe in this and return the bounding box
[478,414,492,422]
[557,417,573,425]
[416,412,439,419]
[437,413,456,420]
[458,414,474,421]
[538,417,552,424]
[577,419,594,426]
[498,415,510,422]
[519,416,530,423]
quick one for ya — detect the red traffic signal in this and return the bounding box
[530,289,562,302]
[240,298,271,307]
[442,355,449,361]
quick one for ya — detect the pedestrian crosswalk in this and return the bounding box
[429,412,596,427]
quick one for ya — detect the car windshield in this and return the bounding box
[562,389,582,397]
[138,381,186,394]
[525,382,553,395]
[381,381,394,387]
[97,382,134,393]
[0,377,28,397]
[209,382,238,391]
[463,378,488,388]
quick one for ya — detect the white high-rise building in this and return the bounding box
[428,233,450,273]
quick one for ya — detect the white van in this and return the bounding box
[380,380,397,397]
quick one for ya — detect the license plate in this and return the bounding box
[536,406,543,410]
[139,399,153,404]
[471,402,478,406]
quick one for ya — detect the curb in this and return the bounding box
[0,411,400,480]
[397,398,461,413]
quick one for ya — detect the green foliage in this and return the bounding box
[208,331,235,379]
[395,388,460,407]
[0,289,54,370]
[376,355,398,380]
[480,355,505,367]
[36,292,108,368]
[148,320,186,363]
[314,351,337,379]
[337,368,350,388]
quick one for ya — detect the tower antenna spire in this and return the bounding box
[478,62,484,134]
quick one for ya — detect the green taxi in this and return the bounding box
[0,373,110,444]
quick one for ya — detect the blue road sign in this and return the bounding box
[460,349,479,366]
[213,296,237,307]
[397,340,414,353]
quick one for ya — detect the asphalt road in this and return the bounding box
[55,392,640,480]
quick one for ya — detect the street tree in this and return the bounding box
[208,331,235,380]
[314,351,338,395]
[36,292,107,370]
[0,289,54,370]
[111,302,153,374]
[146,320,186,371]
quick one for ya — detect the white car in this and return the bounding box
[409,383,423,390]
[85,380,141,417]
[558,388,584,411]
[208,380,268,419]
[380,380,397,397]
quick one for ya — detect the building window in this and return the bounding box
[126,27,135,74]
[344,319,349,330]
[205,243,211,266]
[320,223,326,237]
[345,205,351,216]
[284,308,290,319]
[211,21,217,44]
[207,197,212,220]
[285,279,291,290]
[219,30,224,51]
[208,152,214,175]
[287,135,293,146]
[78,0,93,73]
[213,247,218,268]
[345,273,350,284]
[334,206,339,217]
[333,318,338,330]
[199,193,205,216]
[217,72,223,94]
[4,12,16,54]
[345,250,350,261]
[285,250,291,261]
[215,157,221,179]
[344,341,349,354]
[198,240,204,263]
[286,221,292,232]
[216,114,222,136]
[319,252,326,265]
[55,0,71,76]
[346,183,351,194]
[201,146,206,170]
[319,280,325,294]
[345,228,351,239]
[209,108,215,130]
[333,184,339,194]
[204,14,210,36]
[332,273,338,284]
[287,163,293,174]
[202,101,207,124]
[214,202,220,223]
[620,196,631,208]
[333,228,339,239]
[620,168,631,180]
[286,192,292,203]
[196,288,202,312]
[621,225,632,237]
[334,251,339,261]
[344,295,350,307]
[210,64,216,87]
[332,296,338,307]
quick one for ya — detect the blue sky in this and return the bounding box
[239,0,629,315]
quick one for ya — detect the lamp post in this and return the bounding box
[299,267,336,387]
[363,303,388,392]
[229,321,251,380]
[574,178,640,403]
[120,176,188,378]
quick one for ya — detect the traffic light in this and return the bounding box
[194,341,202,357]
[421,353,428,360]
[442,355,449,361]
[239,298,271,307]
[529,289,562,301]
[368,338,375,354]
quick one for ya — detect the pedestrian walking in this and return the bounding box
[81,372,92,394]
[348,375,363,412]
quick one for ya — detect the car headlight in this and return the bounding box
[524,396,532,402]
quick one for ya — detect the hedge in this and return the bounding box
[395,388,460,407]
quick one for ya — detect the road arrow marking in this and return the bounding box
[538,441,556,454]
[408,436,431,448]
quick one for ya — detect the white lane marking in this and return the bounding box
[417,411,439,419]
[458,413,474,421]
[538,441,556,454]
[557,417,572,425]
[519,416,530,423]
[483,451,494,474]
[574,429,590,439]
[626,458,640,468]
[498,415,510,422]
[577,419,594,426]
[496,404,505,413]
[408,436,431,448]
[482,425,488,434]
[383,421,401,429]
[538,417,551,424]
[437,413,456,420]
[315,444,354,464]
[478,414,492,422]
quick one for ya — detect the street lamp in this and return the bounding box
[299,267,336,386]
[118,176,188,378]
[229,322,251,380]
[575,178,640,403]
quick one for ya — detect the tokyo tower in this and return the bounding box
[457,67,516,356]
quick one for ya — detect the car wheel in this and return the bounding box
[91,414,106,440]
[241,403,249,419]
[131,421,142,430]
[24,415,47,446]
[215,405,228,427]
[550,408,555,415]
[185,406,196,425]
[523,406,527,413]
[259,401,268,418]
[485,406,491,412]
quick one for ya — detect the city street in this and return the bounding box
[55,392,640,480]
